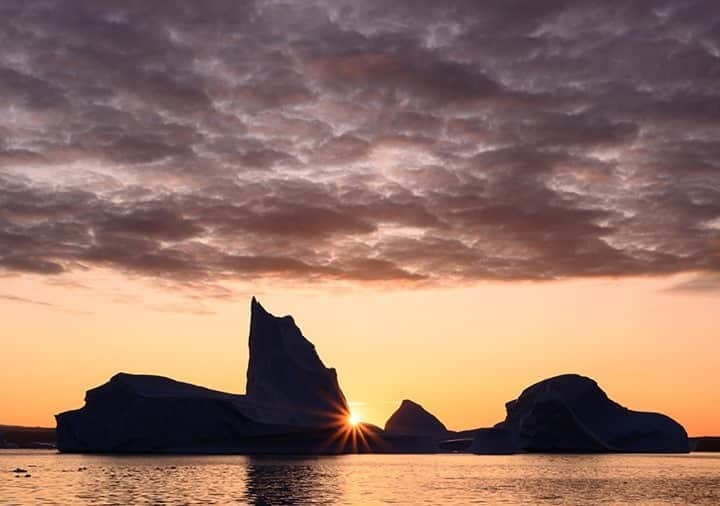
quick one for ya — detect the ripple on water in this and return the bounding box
[1,451,720,505]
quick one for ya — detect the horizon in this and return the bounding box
[2,0,719,440]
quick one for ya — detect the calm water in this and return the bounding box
[2,450,719,505]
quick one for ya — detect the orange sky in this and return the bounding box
[3,0,720,443]
[1,271,718,436]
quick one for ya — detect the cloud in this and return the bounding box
[666,273,720,295]
[0,292,91,314]
[0,293,55,307]
[1,0,719,288]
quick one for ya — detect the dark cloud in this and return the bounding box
[1,0,719,288]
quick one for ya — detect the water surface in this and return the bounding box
[2,450,719,504]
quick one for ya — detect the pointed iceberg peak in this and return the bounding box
[251,296,294,323]
[250,296,265,314]
[246,297,348,419]
[384,398,448,436]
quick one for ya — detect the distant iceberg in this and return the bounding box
[384,399,448,437]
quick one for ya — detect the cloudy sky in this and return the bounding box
[1,1,719,432]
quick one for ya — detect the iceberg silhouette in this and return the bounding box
[56,298,430,453]
[56,299,689,454]
[470,374,689,454]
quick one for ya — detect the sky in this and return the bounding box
[1,1,719,435]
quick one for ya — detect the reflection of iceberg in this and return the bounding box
[471,374,689,454]
[55,298,430,453]
[244,457,327,505]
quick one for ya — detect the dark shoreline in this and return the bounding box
[0,425,56,449]
[3,425,720,453]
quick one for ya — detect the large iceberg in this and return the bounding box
[246,297,349,421]
[56,298,431,454]
[56,298,354,453]
[471,374,689,454]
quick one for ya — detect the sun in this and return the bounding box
[348,410,361,427]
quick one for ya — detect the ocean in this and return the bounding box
[2,450,719,504]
